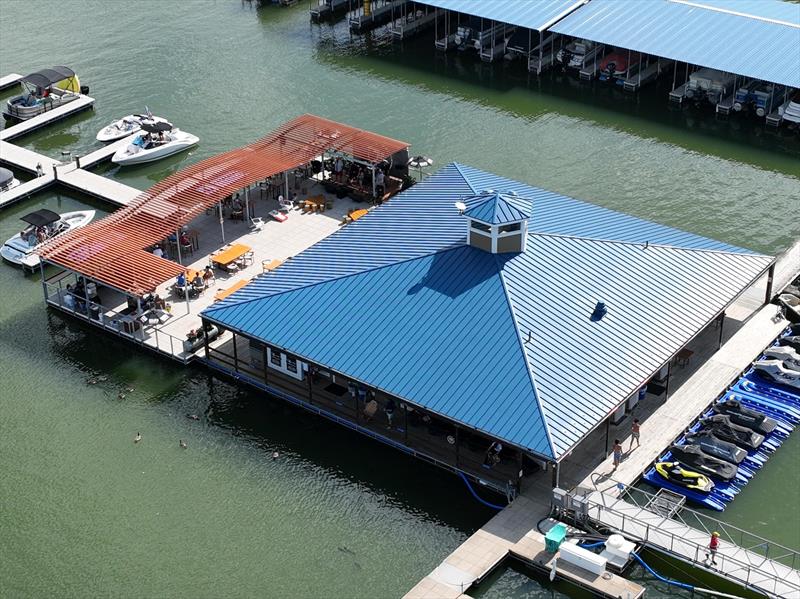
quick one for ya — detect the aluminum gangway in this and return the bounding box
[568,479,800,599]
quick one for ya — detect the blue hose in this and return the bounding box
[631,551,695,591]
[578,541,606,549]
[457,472,506,510]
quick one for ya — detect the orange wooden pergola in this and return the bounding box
[39,115,409,296]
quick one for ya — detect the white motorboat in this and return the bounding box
[3,66,84,121]
[111,121,199,166]
[0,167,20,195]
[96,112,169,142]
[1,208,95,269]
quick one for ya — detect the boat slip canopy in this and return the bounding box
[203,162,774,461]
[21,209,61,227]
[417,0,588,32]
[22,66,77,88]
[550,0,800,88]
[37,115,409,296]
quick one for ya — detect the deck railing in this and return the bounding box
[585,474,800,595]
[43,279,193,363]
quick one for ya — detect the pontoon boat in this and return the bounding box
[780,89,800,124]
[0,167,20,195]
[111,121,199,166]
[96,112,169,142]
[685,68,735,105]
[556,39,600,70]
[3,66,84,121]
[1,208,95,269]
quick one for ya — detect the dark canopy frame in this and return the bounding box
[21,209,60,227]
[22,66,76,88]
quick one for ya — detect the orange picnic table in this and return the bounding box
[211,243,252,267]
[347,209,369,223]
[261,259,284,273]
[214,278,251,302]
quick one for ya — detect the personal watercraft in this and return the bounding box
[779,336,800,352]
[668,445,738,482]
[763,346,800,372]
[683,431,747,464]
[655,462,714,492]
[712,399,777,435]
[753,359,800,390]
[699,415,764,449]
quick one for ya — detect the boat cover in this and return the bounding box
[21,209,60,227]
[0,167,13,187]
[22,66,76,88]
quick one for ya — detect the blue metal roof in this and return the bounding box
[416,0,588,32]
[462,191,532,225]
[550,0,800,88]
[204,163,772,460]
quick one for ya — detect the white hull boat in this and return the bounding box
[96,114,169,142]
[1,209,95,269]
[111,127,199,166]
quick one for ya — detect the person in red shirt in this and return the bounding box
[705,531,720,566]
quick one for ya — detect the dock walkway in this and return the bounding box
[584,492,800,598]
[0,94,95,141]
[0,73,23,91]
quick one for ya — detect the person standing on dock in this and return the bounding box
[612,439,623,470]
[629,419,641,450]
[705,531,721,566]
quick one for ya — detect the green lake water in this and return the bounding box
[1,2,798,597]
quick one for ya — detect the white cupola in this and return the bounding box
[461,190,532,254]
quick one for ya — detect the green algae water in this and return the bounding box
[1,2,799,597]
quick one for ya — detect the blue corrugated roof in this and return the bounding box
[550,0,800,88]
[204,163,773,460]
[463,191,532,225]
[416,0,588,32]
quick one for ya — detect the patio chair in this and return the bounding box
[249,217,265,232]
[278,197,294,212]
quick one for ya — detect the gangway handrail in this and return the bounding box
[587,472,800,568]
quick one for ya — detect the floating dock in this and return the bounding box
[623,59,673,92]
[0,94,95,141]
[0,73,23,91]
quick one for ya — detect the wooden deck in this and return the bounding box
[0,94,95,141]
[584,492,800,598]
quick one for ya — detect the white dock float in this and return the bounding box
[0,140,60,172]
[0,175,55,209]
[0,94,95,141]
[58,168,139,206]
[716,93,735,115]
[669,82,689,104]
[0,73,23,91]
[584,492,800,599]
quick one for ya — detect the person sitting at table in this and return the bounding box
[176,271,187,288]
[153,294,166,310]
[191,272,204,292]
[179,231,191,247]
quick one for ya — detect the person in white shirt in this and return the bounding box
[152,244,164,258]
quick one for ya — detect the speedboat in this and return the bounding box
[3,66,84,121]
[699,415,764,450]
[0,167,20,194]
[111,121,199,166]
[713,399,777,435]
[655,461,714,493]
[599,51,641,82]
[668,444,738,482]
[96,112,169,142]
[1,208,95,269]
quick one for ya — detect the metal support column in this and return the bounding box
[664,361,672,401]
[718,312,726,349]
[232,331,239,372]
[765,263,776,303]
[551,461,560,488]
[604,418,610,456]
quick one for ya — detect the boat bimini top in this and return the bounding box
[22,66,80,92]
[21,208,61,228]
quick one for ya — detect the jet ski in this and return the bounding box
[763,346,800,372]
[753,359,800,390]
[683,431,747,464]
[699,415,764,449]
[779,336,800,352]
[668,444,738,482]
[655,462,714,493]
[713,399,777,435]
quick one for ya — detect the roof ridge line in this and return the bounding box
[527,231,772,259]
[493,253,556,460]
[204,242,467,315]
[452,162,478,194]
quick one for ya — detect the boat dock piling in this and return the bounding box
[0,94,95,141]
[0,73,23,91]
